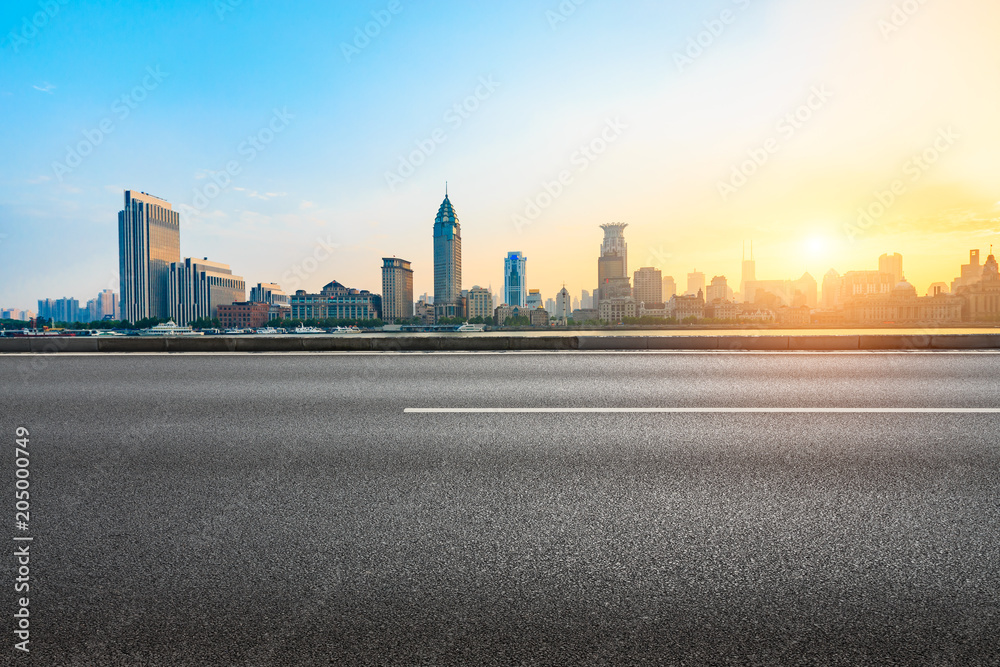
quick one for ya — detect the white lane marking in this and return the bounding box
[405,407,1000,413]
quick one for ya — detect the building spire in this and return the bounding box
[445,181,448,197]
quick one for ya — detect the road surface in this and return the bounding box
[2,351,998,665]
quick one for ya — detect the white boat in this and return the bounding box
[456,323,484,332]
[139,321,203,336]
[328,326,361,334]
[90,330,125,336]
[224,328,250,335]
[255,327,278,335]
[293,326,326,334]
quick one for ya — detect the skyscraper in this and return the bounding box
[662,276,677,300]
[555,286,571,322]
[433,191,462,320]
[633,267,663,307]
[597,223,629,307]
[381,257,414,322]
[740,241,756,299]
[687,270,706,296]
[504,251,527,307]
[118,190,180,322]
[706,276,729,303]
[878,253,904,284]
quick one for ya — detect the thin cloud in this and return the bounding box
[32,82,56,94]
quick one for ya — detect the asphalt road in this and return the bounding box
[2,352,999,666]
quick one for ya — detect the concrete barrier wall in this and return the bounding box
[2,334,999,353]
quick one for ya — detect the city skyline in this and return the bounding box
[12,186,1000,322]
[3,1,1000,310]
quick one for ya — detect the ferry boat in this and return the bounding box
[293,325,326,334]
[224,328,251,335]
[139,321,203,336]
[255,327,278,335]
[328,326,361,334]
[455,323,484,332]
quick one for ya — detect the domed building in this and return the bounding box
[844,275,963,324]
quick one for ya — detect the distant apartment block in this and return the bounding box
[633,267,662,307]
[686,270,705,297]
[168,258,246,325]
[119,190,180,322]
[381,258,414,322]
[249,282,289,307]
[878,253,904,284]
[467,286,493,321]
[661,276,677,300]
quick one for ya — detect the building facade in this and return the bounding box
[249,283,289,307]
[662,276,677,300]
[598,298,636,323]
[118,190,180,322]
[956,252,1000,321]
[879,253,904,284]
[168,258,246,325]
[217,302,272,329]
[670,293,705,321]
[686,270,706,297]
[381,257,414,322]
[596,223,628,308]
[633,267,663,307]
[504,252,527,307]
[467,286,493,321]
[844,281,964,324]
[433,193,462,320]
[290,280,378,321]
[706,275,729,303]
[555,287,571,323]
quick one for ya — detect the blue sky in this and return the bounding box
[2,0,999,310]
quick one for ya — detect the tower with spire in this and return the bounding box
[433,187,463,321]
